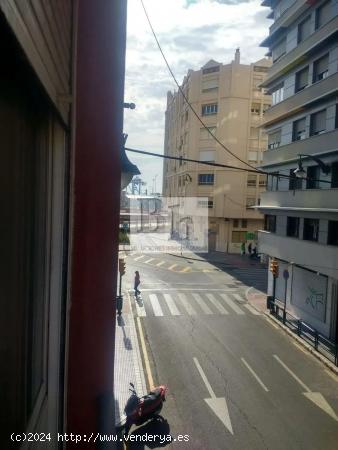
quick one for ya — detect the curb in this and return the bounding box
[263,311,338,377]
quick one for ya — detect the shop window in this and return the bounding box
[303,218,319,241]
[328,220,338,246]
[287,217,300,237]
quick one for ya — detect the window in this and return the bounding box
[247,174,257,187]
[310,109,326,136]
[200,126,216,140]
[289,169,303,190]
[298,16,311,43]
[292,117,306,141]
[248,151,258,162]
[197,199,214,208]
[271,85,284,105]
[254,66,269,73]
[313,54,329,82]
[331,162,338,188]
[233,219,239,228]
[303,218,319,241]
[287,217,300,237]
[306,166,320,189]
[199,150,215,162]
[202,103,218,116]
[328,221,338,246]
[295,66,309,92]
[268,129,281,149]
[264,215,276,232]
[232,231,247,243]
[241,219,247,228]
[246,197,256,208]
[272,38,286,62]
[202,66,220,75]
[250,127,259,139]
[198,173,214,185]
[316,1,331,29]
[259,175,267,187]
[251,103,260,114]
[202,78,218,92]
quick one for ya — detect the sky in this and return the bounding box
[124,0,272,194]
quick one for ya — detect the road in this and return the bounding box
[122,250,338,450]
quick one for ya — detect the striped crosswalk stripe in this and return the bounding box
[220,294,245,315]
[144,258,155,264]
[149,294,164,316]
[233,293,245,303]
[178,293,197,315]
[168,264,177,271]
[243,303,261,315]
[135,298,146,317]
[180,266,191,273]
[156,261,165,267]
[192,293,213,315]
[134,255,145,261]
[163,294,181,316]
[206,294,228,314]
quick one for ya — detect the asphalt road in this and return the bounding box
[122,251,338,450]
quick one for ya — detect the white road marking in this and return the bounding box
[233,293,245,303]
[180,266,192,273]
[149,294,164,317]
[192,293,213,315]
[178,293,197,315]
[168,264,177,271]
[273,354,310,392]
[134,255,145,261]
[138,288,239,292]
[241,358,269,392]
[243,303,261,315]
[206,294,228,314]
[135,297,146,317]
[193,357,234,434]
[221,294,245,315]
[156,261,165,267]
[144,258,155,264]
[163,294,181,316]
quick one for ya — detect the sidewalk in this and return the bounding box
[114,291,147,426]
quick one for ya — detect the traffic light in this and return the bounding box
[269,258,279,278]
[119,258,126,276]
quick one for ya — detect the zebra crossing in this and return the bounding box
[132,290,261,318]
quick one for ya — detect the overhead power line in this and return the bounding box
[125,146,331,185]
[140,0,262,173]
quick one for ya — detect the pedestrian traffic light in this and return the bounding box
[269,258,279,277]
[119,258,126,276]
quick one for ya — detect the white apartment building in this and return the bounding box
[258,0,338,340]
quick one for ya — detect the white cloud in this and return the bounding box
[124,0,271,192]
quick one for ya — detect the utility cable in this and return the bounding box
[125,146,331,184]
[140,0,263,173]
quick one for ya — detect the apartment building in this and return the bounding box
[163,50,271,253]
[258,0,338,340]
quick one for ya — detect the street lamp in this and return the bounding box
[293,154,331,179]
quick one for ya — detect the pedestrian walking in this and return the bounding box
[134,271,141,297]
[248,242,252,255]
[240,242,246,255]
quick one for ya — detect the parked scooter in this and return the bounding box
[117,383,168,435]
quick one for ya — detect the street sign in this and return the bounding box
[283,269,289,280]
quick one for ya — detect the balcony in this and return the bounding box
[261,129,338,167]
[262,72,338,126]
[258,230,338,279]
[261,15,338,87]
[259,188,338,211]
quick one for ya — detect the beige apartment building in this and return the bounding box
[162,50,271,253]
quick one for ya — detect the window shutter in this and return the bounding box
[202,79,218,91]
[311,110,326,134]
[296,67,309,90]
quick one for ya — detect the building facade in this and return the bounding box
[162,50,271,253]
[258,0,338,341]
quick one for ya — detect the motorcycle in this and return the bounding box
[117,382,168,434]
